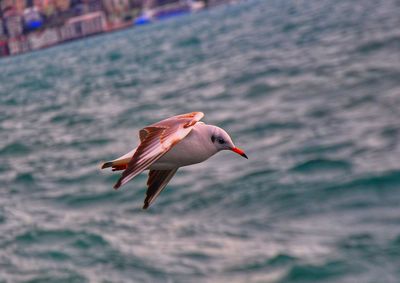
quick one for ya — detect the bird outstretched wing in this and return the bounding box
[113,112,204,189]
[143,168,178,209]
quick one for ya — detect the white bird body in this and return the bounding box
[152,123,218,170]
[101,112,247,209]
[108,123,219,170]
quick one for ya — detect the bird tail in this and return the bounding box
[100,161,128,171]
[100,147,137,171]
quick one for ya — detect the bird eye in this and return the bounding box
[218,138,225,144]
[211,135,216,143]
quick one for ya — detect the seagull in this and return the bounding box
[101,112,247,209]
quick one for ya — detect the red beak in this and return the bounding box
[231,147,248,159]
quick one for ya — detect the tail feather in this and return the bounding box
[100,147,137,171]
[112,165,128,171]
[101,161,113,169]
[101,147,138,189]
[100,161,128,171]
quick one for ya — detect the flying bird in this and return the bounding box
[101,112,247,209]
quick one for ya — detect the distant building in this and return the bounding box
[102,0,130,13]
[0,18,5,37]
[28,28,59,49]
[55,0,72,11]
[1,0,26,14]
[8,35,29,55]
[68,0,102,15]
[59,22,79,40]
[142,0,155,10]
[0,40,9,57]
[4,14,24,37]
[60,11,106,40]
[32,0,72,16]
[20,35,30,52]
[85,0,102,13]
[102,0,130,21]
[7,37,21,54]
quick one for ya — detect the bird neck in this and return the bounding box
[192,123,219,156]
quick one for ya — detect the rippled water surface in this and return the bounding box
[1,0,400,282]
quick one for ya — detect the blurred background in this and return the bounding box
[0,0,221,56]
[1,0,400,282]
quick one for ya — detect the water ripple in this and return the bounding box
[1,0,400,282]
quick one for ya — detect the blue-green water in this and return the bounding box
[1,0,400,282]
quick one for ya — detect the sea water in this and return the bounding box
[1,0,400,282]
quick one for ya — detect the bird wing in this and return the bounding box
[143,169,178,209]
[113,112,204,189]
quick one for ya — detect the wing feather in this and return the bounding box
[113,112,204,189]
[143,168,178,209]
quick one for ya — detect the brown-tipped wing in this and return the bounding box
[113,112,204,189]
[143,169,178,209]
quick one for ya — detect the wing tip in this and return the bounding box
[113,180,121,190]
[193,111,204,120]
[143,195,152,209]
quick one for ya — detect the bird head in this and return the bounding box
[210,126,248,159]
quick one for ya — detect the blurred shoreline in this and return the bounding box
[0,0,236,58]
